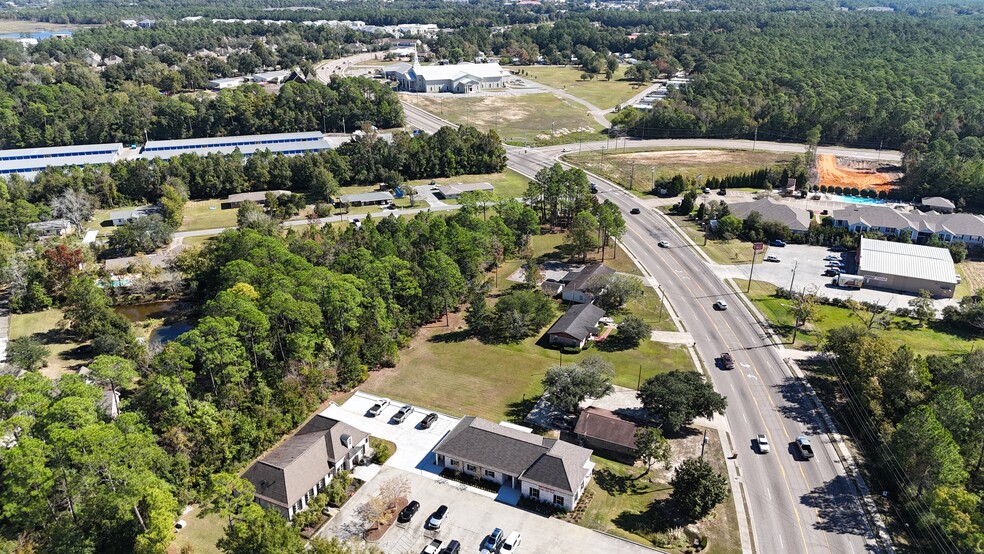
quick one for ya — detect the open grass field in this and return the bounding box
[167,505,224,554]
[8,308,87,379]
[0,21,84,33]
[407,93,602,146]
[407,169,531,200]
[565,148,793,194]
[179,199,239,232]
[578,430,740,554]
[745,280,984,354]
[672,215,756,265]
[518,65,641,110]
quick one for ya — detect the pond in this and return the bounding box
[114,301,194,347]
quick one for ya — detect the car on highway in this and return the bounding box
[769,239,786,247]
[425,505,449,530]
[720,352,735,370]
[366,399,389,417]
[658,240,669,248]
[397,500,419,523]
[630,207,641,214]
[590,184,599,194]
[796,436,815,459]
[764,254,780,262]
[757,434,771,454]
[420,412,439,429]
[501,532,522,552]
[561,148,572,153]
[714,300,729,310]
[823,268,840,277]
[392,404,413,423]
[481,528,504,553]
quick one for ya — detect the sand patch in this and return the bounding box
[817,154,897,190]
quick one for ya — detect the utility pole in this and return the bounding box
[747,249,758,292]
[789,260,799,291]
[657,284,665,322]
[637,364,643,389]
[753,125,758,151]
[700,429,708,458]
[877,139,883,162]
[629,162,635,190]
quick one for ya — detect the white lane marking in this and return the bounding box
[746,374,759,380]
[740,362,751,368]
[779,534,784,550]
[742,413,748,424]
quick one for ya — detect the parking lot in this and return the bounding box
[319,466,658,554]
[722,243,959,309]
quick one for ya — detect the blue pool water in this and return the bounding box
[828,194,886,205]
[0,30,74,41]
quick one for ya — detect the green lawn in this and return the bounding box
[578,431,740,554]
[179,199,239,232]
[407,169,531,201]
[564,148,792,194]
[169,505,225,554]
[407,93,602,146]
[8,308,87,379]
[673,215,758,265]
[746,280,984,354]
[518,65,642,110]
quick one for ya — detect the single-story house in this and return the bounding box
[725,197,812,233]
[433,416,594,511]
[224,189,291,208]
[546,303,605,349]
[336,191,394,208]
[209,77,248,90]
[921,196,956,214]
[561,263,614,304]
[572,407,637,463]
[243,415,370,520]
[110,206,157,226]
[27,219,72,237]
[435,182,495,200]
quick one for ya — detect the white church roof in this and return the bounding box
[408,61,505,82]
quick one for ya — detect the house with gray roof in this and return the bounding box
[831,205,984,245]
[27,219,72,237]
[243,415,369,519]
[561,263,615,304]
[224,189,291,208]
[726,197,811,233]
[921,197,956,214]
[432,416,594,510]
[546,303,605,349]
[110,205,158,226]
[435,182,495,200]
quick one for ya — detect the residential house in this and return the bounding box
[432,416,594,510]
[224,190,291,208]
[110,206,157,226]
[726,197,812,233]
[561,263,614,304]
[435,182,495,200]
[336,191,394,208]
[572,407,637,463]
[921,197,956,214]
[546,303,605,349]
[103,55,124,66]
[831,205,984,245]
[243,415,369,519]
[27,219,72,237]
[138,19,156,28]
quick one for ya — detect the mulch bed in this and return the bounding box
[364,497,408,543]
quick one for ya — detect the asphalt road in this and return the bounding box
[404,101,882,553]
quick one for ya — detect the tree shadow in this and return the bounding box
[428,329,473,344]
[505,396,540,427]
[800,475,878,547]
[594,337,635,352]
[595,468,652,496]
[771,377,823,434]
[612,497,691,537]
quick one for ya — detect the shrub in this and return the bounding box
[370,438,393,465]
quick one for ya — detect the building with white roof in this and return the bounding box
[0,143,123,179]
[393,54,506,93]
[855,237,958,298]
[209,77,248,90]
[140,132,334,161]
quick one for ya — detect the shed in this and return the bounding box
[573,407,638,462]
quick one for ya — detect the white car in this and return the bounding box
[757,434,771,454]
[658,240,669,248]
[367,399,390,417]
[502,531,522,552]
[764,255,780,262]
[714,300,728,310]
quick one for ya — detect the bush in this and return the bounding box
[617,315,652,347]
[370,438,393,465]
[487,289,555,343]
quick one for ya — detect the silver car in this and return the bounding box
[757,434,771,454]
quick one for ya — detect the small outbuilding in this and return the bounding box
[27,219,72,237]
[856,237,958,298]
[572,407,638,463]
[435,182,495,200]
[920,197,956,214]
[546,303,605,349]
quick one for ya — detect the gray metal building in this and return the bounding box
[856,237,958,298]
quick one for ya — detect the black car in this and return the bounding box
[830,245,846,252]
[823,268,840,277]
[717,188,727,195]
[420,412,439,429]
[439,540,460,554]
[721,352,735,370]
[630,208,641,215]
[397,500,419,523]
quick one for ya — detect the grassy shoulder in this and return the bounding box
[517,65,640,110]
[672,215,756,265]
[407,92,602,146]
[745,280,984,354]
[577,430,740,554]
[8,308,87,379]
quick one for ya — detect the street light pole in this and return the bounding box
[657,284,665,322]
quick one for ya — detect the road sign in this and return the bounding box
[752,242,765,251]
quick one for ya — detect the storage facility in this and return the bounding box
[0,143,124,179]
[856,237,958,298]
[140,132,334,160]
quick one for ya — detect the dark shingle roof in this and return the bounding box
[726,197,811,232]
[565,263,614,292]
[573,407,637,450]
[546,304,605,342]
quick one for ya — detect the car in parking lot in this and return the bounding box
[703,187,711,194]
[764,254,780,262]
[769,239,786,247]
[720,352,735,370]
[757,434,771,454]
[823,268,840,277]
[440,540,460,554]
[392,404,414,423]
[481,528,505,553]
[367,399,390,417]
[397,500,419,523]
[501,532,522,552]
[717,188,727,196]
[630,207,641,214]
[420,412,439,429]
[714,300,728,310]
[824,255,840,261]
[830,245,846,252]
[425,505,449,530]
[658,240,669,248]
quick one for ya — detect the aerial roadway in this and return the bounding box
[404,102,885,554]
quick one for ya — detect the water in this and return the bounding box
[114,301,193,346]
[827,194,887,205]
[0,30,74,41]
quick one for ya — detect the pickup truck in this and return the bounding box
[796,436,815,459]
[422,539,443,554]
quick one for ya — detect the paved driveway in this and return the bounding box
[318,466,661,554]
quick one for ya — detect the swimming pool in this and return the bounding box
[827,194,886,205]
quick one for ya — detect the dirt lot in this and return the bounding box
[816,154,899,191]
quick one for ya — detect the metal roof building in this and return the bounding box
[0,143,124,179]
[140,132,333,161]
[857,237,958,298]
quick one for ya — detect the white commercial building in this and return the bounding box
[393,55,506,93]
